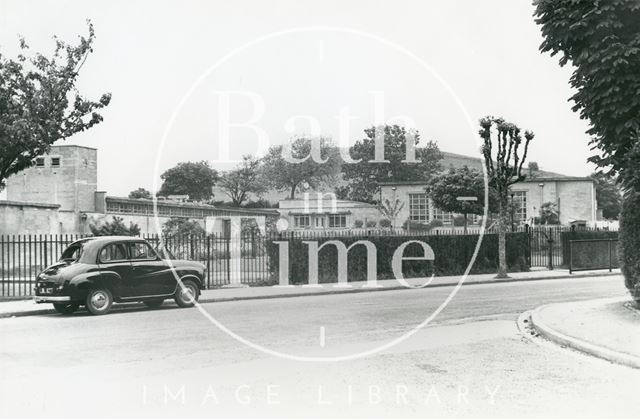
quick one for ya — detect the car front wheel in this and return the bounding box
[174,279,199,308]
[53,303,79,315]
[85,288,113,315]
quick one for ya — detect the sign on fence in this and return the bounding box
[569,239,619,273]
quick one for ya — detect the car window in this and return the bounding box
[99,243,127,263]
[129,242,157,260]
[60,243,83,262]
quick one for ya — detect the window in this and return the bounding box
[315,216,325,228]
[34,157,45,167]
[129,242,157,260]
[294,215,310,228]
[60,243,84,262]
[51,157,60,167]
[409,194,429,222]
[99,243,127,263]
[433,207,455,225]
[328,214,347,228]
[512,191,527,223]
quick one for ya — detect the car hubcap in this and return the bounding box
[92,292,108,309]
[181,286,195,303]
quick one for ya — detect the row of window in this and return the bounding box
[408,192,528,224]
[293,214,347,229]
[34,157,60,168]
[106,201,210,218]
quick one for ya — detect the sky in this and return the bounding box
[0,0,595,197]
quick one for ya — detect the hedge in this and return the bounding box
[265,232,530,284]
[619,192,640,299]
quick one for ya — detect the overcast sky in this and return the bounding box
[1,0,594,197]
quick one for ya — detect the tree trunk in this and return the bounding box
[290,184,297,199]
[496,199,509,278]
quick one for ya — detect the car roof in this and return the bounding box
[71,236,149,263]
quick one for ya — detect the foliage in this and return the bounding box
[427,166,497,216]
[242,198,277,208]
[539,202,560,225]
[90,216,140,236]
[161,218,205,237]
[0,21,111,190]
[265,232,529,284]
[376,198,405,228]
[590,172,622,220]
[159,161,218,202]
[452,215,466,227]
[534,0,640,190]
[353,219,364,228]
[402,219,433,231]
[338,125,442,203]
[128,187,152,199]
[379,219,392,228]
[479,116,534,277]
[217,156,266,206]
[365,220,377,228]
[260,137,341,199]
[619,192,640,297]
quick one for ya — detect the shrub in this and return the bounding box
[90,216,140,236]
[619,192,640,300]
[429,219,444,228]
[354,219,364,228]
[453,215,466,227]
[365,220,377,228]
[379,219,392,228]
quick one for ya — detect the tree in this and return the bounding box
[534,0,640,189]
[338,125,442,203]
[427,166,498,219]
[591,172,622,220]
[217,156,266,206]
[539,202,559,225]
[159,161,218,202]
[376,198,405,229]
[128,188,152,199]
[260,137,341,199]
[479,116,534,278]
[0,21,111,190]
[90,216,140,236]
[161,218,205,237]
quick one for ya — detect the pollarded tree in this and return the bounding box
[376,198,405,229]
[260,137,341,199]
[159,161,219,202]
[217,156,266,206]
[338,125,442,203]
[479,116,534,278]
[0,21,111,190]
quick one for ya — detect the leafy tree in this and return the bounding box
[90,216,140,236]
[159,161,218,202]
[590,172,622,220]
[376,198,405,229]
[479,116,534,278]
[428,166,498,215]
[534,0,640,188]
[128,188,152,199]
[338,125,442,203]
[161,218,205,237]
[217,156,266,206]
[261,137,341,199]
[0,21,111,190]
[539,202,559,225]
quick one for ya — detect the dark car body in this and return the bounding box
[33,236,205,310]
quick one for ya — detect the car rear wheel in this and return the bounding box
[85,288,113,315]
[174,279,199,308]
[53,303,79,315]
[143,299,164,308]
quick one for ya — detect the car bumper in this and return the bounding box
[34,295,72,303]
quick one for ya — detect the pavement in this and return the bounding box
[0,268,622,318]
[529,296,640,369]
[1,275,636,419]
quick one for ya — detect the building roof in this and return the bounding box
[0,200,61,209]
[105,196,279,216]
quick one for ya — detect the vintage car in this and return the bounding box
[33,236,206,315]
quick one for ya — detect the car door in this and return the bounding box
[128,241,176,296]
[97,243,138,297]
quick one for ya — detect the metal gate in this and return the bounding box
[527,227,563,268]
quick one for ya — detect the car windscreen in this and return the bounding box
[154,243,175,260]
[60,243,84,262]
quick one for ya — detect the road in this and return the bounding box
[1,275,638,419]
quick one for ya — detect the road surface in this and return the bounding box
[1,275,638,419]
